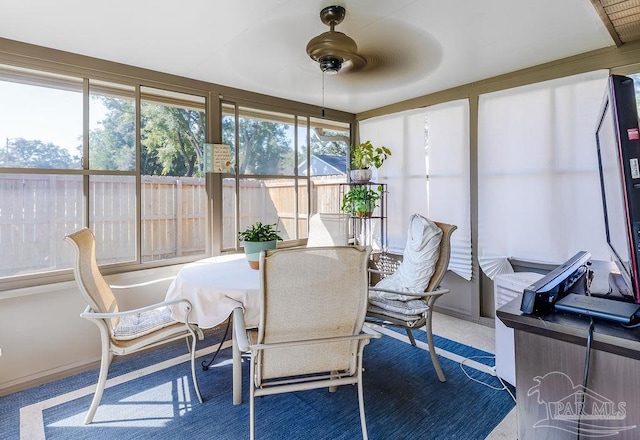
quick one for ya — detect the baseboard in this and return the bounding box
[0,324,229,397]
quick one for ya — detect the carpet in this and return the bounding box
[1,327,514,440]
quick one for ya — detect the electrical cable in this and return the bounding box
[577,317,595,440]
[459,355,516,403]
[201,316,232,370]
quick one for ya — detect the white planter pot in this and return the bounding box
[350,169,372,183]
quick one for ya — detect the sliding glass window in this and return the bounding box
[0,66,83,278]
[0,65,209,284]
[221,103,349,250]
[140,87,207,262]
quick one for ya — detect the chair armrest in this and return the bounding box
[232,307,251,352]
[80,298,194,319]
[368,286,450,298]
[249,332,376,352]
[362,325,382,339]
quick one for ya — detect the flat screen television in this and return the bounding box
[595,74,640,304]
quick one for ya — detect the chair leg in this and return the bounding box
[357,368,369,440]
[249,359,256,440]
[405,328,417,346]
[425,301,445,382]
[188,333,203,403]
[232,332,243,405]
[84,346,113,424]
[329,370,338,392]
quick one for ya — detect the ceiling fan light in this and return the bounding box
[319,56,342,74]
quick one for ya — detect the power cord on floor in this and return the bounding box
[459,355,516,403]
[577,317,595,440]
[201,316,232,370]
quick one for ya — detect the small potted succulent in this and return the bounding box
[341,186,382,217]
[349,141,391,183]
[238,222,283,269]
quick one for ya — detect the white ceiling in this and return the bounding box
[0,0,615,114]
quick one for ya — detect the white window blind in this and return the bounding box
[359,99,472,280]
[478,70,610,279]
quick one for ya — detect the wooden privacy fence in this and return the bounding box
[0,174,343,277]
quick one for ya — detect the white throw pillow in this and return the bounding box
[370,214,442,301]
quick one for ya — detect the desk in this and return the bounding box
[165,254,260,329]
[498,298,640,439]
[164,253,259,405]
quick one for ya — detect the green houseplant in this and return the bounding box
[349,141,391,183]
[341,186,382,217]
[238,222,283,269]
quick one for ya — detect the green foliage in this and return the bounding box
[238,222,283,242]
[88,96,206,177]
[341,186,382,216]
[5,138,79,169]
[89,97,136,171]
[141,103,206,177]
[350,141,391,170]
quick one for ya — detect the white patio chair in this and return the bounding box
[64,228,204,424]
[367,215,457,382]
[233,245,380,440]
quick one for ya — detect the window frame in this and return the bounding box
[220,101,352,252]
[0,67,212,291]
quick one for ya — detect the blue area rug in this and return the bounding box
[0,329,514,440]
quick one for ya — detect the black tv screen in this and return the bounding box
[595,74,640,303]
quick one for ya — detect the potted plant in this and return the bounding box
[349,140,391,183]
[238,222,283,269]
[341,186,382,217]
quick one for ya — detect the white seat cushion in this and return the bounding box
[113,306,176,340]
[368,298,428,316]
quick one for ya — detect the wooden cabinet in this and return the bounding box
[498,299,640,440]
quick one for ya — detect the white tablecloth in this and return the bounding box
[165,254,261,329]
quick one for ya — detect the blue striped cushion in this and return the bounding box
[113,306,176,340]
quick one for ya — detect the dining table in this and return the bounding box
[164,253,261,329]
[164,253,261,405]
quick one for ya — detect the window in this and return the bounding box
[89,81,136,263]
[0,66,83,278]
[0,65,209,283]
[359,102,472,280]
[477,70,609,277]
[140,87,207,261]
[222,103,349,250]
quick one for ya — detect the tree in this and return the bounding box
[89,97,136,171]
[309,127,348,156]
[5,138,79,169]
[89,96,206,177]
[223,116,292,175]
[141,104,206,177]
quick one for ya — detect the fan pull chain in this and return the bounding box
[322,71,326,118]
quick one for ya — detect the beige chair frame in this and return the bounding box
[65,228,204,424]
[367,221,457,382]
[233,246,380,440]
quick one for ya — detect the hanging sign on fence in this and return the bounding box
[204,143,232,173]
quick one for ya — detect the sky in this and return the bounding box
[0,80,106,154]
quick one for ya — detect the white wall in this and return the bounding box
[0,265,182,394]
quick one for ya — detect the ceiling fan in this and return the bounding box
[306,5,367,75]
